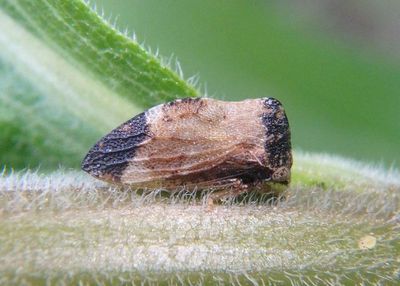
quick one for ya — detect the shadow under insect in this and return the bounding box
[115,181,289,207]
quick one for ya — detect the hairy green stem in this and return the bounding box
[1,153,399,285]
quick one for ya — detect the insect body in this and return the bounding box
[82,97,292,201]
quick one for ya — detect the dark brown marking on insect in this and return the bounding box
[164,158,273,189]
[262,98,292,183]
[164,97,202,107]
[81,112,150,183]
[162,97,206,119]
[162,115,173,122]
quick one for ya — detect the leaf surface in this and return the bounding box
[0,0,197,169]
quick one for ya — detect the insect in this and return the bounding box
[82,97,292,205]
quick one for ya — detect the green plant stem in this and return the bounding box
[1,153,399,285]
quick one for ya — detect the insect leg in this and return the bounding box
[206,179,249,210]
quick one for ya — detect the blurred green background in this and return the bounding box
[95,0,400,168]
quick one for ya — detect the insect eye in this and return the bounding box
[275,110,284,119]
[272,167,289,182]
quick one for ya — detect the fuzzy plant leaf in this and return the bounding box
[0,0,198,169]
[0,153,399,285]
